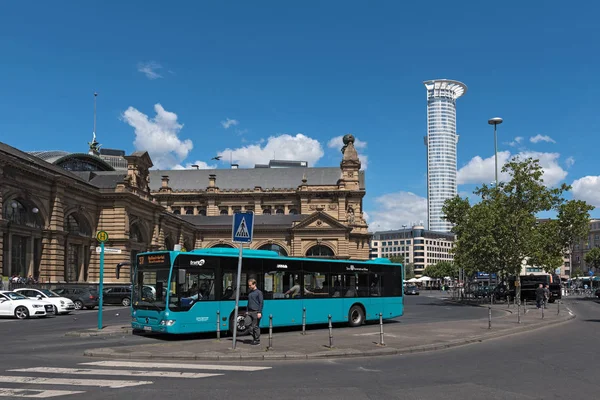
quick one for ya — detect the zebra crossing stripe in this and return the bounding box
[0,376,152,388]
[80,360,272,372]
[10,367,223,379]
[0,388,84,398]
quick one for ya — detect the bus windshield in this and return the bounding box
[132,268,170,311]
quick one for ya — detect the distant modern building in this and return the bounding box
[369,225,455,277]
[424,79,467,233]
[571,219,600,277]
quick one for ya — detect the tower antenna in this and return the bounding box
[93,92,98,141]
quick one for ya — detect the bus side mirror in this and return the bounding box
[116,262,131,280]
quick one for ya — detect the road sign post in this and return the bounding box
[231,212,254,350]
[96,231,109,330]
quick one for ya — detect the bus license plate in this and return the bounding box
[143,326,152,332]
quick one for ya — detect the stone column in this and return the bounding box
[40,182,66,282]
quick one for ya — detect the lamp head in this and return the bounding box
[488,117,503,125]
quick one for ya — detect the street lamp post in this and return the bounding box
[488,117,503,187]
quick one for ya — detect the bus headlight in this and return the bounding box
[160,320,176,326]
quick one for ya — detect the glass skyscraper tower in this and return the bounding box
[424,79,467,233]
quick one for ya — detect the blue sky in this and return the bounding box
[1,1,599,230]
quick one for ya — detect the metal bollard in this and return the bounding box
[302,307,306,335]
[379,313,385,346]
[507,296,511,308]
[328,314,334,348]
[216,310,221,341]
[517,303,521,324]
[541,304,544,319]
[268,314,273,349]
[557,300,560,315]
[524,299,527,314]
[488,305,492,329]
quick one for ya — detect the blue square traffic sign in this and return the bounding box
[232,211,254,243]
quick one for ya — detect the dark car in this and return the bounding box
[404,285,420,295]
[102,286,132,306]
[53,287,99,310]
[595,288,600,299]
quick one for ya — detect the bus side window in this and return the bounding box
[370,274,381,297]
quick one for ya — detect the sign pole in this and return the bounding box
[96,231,109,330]
[232,242,243,349]
[230,211,254,350]
[98,241,105,330]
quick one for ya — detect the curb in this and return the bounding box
[66,327,132,338]
[83,314,575,361]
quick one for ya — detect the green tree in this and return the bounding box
[572,267,584,279]
[443,157,594,293]
[584,247,600,271]
[425,261,457,279]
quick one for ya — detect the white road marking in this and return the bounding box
[0,376,152,388]
[0,388,84,398]
[353,332,398,338]
[10,367,223,379]
[80,361,272,372]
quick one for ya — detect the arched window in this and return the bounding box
[289,208,298,215]
[130,223,144,242]
[198,209,207,216]
[3,199,43,228]
[258,243,288,257]
[212,243,234,248]
[275,208,284,215]
[220,209,229,215]
[262,208,272,215]
[185,208,194,215]
[65,213,92,237]
[173,209,181,215]
[306,245,335,258]
[165,236,175,250]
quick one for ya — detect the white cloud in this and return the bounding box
[137,61,163,80]
[367,192,427,231]
[565,156,575,168]
[457,151,567,187]
[572,176,600,207]
[457,151,512,185]
[327,135,368,170]
[173,160,217,170]
[530,134,556,144]
[122,104,193,169]
[218,133,324,168]
[508,136,524,147]
[221,118,239,129]
[327,135,368,150]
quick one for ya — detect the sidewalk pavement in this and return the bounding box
[82,300,575,361]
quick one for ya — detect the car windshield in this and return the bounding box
[40,289,60,298]
[3,292,28,300]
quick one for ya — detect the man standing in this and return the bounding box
[543,284,551,309]
[247,278,263,346]
[535,283,545,309]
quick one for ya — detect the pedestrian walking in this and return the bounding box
[246,278,263,346]
[535,283,545,309]
[543,284,551,309]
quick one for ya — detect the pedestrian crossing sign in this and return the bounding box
[232,211,254,243]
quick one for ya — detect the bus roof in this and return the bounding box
[138,247,400,266]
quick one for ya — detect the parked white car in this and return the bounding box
[14,288,76,315]
[0,291,52,319]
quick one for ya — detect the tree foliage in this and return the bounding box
[424,261,458,279]
[443,157,594,280]
[584,247,600,271]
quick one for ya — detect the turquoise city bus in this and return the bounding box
[128,248,403,335]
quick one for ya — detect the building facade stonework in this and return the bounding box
[0,135,370,284]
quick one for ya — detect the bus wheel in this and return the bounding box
[348,305,364,327]
[229,313,250,336]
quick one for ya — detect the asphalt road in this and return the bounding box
[0,295,596,399]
